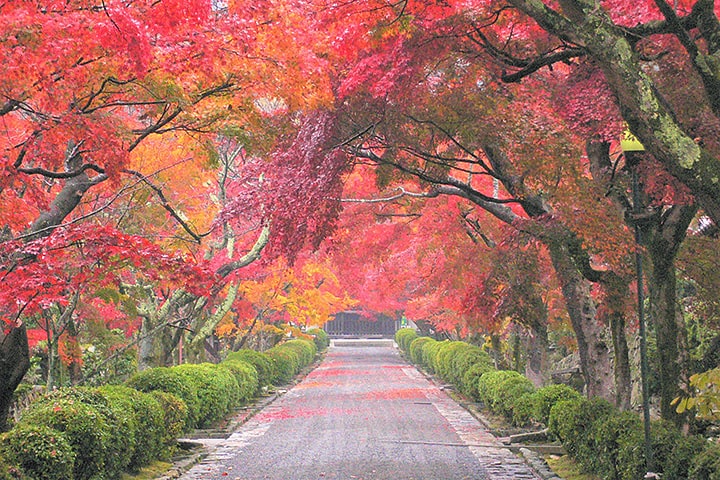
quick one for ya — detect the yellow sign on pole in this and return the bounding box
[621,129,645,152]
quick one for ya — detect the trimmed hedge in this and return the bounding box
[225,349,275,388]
[395,328,418,353]
[531,383,582,425]
[99,385,165,469]
[19,397,114,480]
[266,339,317,385]
[409,337,434,365]
[126,366,201,430]
[149,390,187,453]
[477,370,535,420]
[220,360,259,404]
[307,328,330,351]
[172,363,240,428]
[0,424,74,480]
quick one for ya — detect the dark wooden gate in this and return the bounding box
[324,311,399,338]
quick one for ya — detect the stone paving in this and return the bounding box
[178,344,545,480]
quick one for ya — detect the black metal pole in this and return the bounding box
[632,165,653,474]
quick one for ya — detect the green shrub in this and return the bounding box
[450,345,493,394]
[591,410,643,479]
[394,328,418,353]
[282,339,317,368]
[1,424,74,480]
[418,338,439,370]
[477,370,535,419]
[409,337,434,366]
[532,384,582,425]
[266,345,300,384]
[616,419,705,480]
[306,328,330,351]
[434,341,468,384]
[225,349,275,387]
[462,362,495,400]
[149,391,187,455]
[20,398,111,480]
[548,396,614,470]
[0,451,24,480]
[690,440,720,480]
[220,360,259,404]
[26,387,131,478]
[173,363,240,428]
[512,392,537,427]
[422,339,445,373]
[99,385,165,470]
[127,366,200,430]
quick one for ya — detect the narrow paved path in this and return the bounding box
[180,343,541,480]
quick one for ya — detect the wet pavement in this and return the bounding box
[178,343,541,480]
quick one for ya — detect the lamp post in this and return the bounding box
[621,130,654,475]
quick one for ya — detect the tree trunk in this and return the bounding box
[524,321,549,388]
[548,241,616,403]
[0,323,30,432]
[645,204,696,424]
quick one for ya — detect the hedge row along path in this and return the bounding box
[179,343,541,480]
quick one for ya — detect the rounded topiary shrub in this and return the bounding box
[591,410,643,479]
[1,425,74,480]
[418,338,439,370]
[450,345,493,394]
[149,390,187,455]
[99,385,165,470]
[462,361,495,400]
[477,370,535,419]
[225,349,275,388]
[266,345,300,384]
[306,328,330,351]
[220,360,259,404]
[20,398,111,480]
[282,339,317,368]
[422,339,445,374]
[173,363,240,428]
[690,440,720,480]
[434,341,468,384]
[548,396,615,468]
[409,337,434,366]
[126,366,200,430]
[0,451,24,480]
[532,383,582,425]
[394,328,418,353]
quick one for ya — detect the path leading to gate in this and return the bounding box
[179,343,542,480]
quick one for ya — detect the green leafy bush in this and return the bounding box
[266,345,300,384]
[394,328,418,353]
[1,424,74,480]
[531,384,582,425]
[306,328,330,351]
[99,385,165,470]
[282,339,317,367]
[20,398,111,480]
[462,362,495,400]
[548,396,614,468]
[409,337,434,366]
[512,392,537,427]
[225,349,275,387]
[149,391,187,455]
[690,440,720,480]
[616,419,705,480]
[173,363,240,428]
[591,410,643,479]
[477,370,535,419]
[126,366,200,430]
[422,339,445,374]
[220,360,259,404]
[450,345,493,395]
[434,341,468,384]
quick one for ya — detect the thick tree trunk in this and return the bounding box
[548,242,616,403]
[0,324,30,432]
[524,321,549,388]
[645,204,696,424]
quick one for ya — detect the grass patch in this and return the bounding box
[546,455,600,480]
[121,461,173,480]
